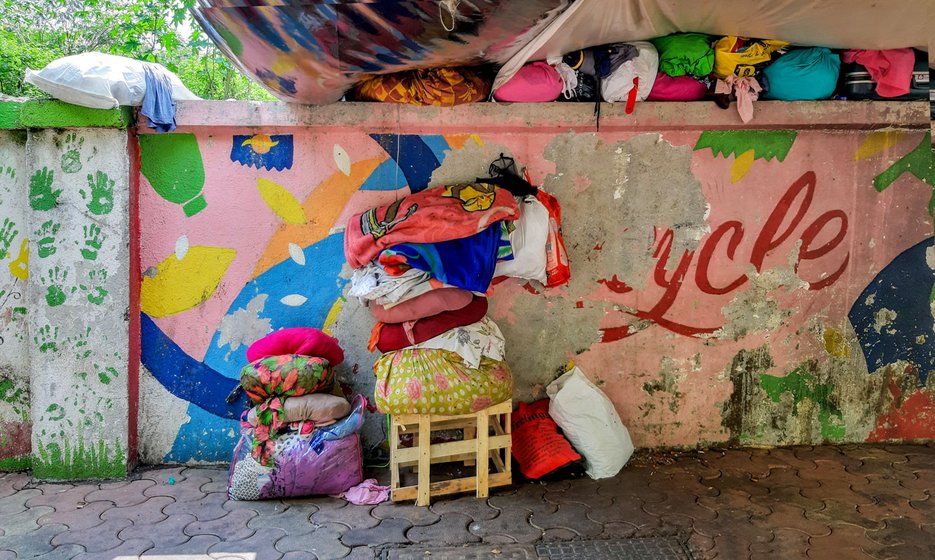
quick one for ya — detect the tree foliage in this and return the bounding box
[0,0,275,100]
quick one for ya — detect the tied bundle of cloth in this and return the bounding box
[227,328,367,501]
[344,161,569,416]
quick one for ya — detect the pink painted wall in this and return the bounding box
[137,101,935,463]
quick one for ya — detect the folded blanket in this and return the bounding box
[370,287,473,324]
[344,184,520,269]
[370,296,488,353]
[374,350,512,415]
[377,222,508,293]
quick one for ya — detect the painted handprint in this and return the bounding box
[80,223,105,261]
[29,167,62,211]
[82,171,115,215]
[60,133,85,174]
[34,324,60,353]
[42,266,70,307]
[0,218,17,259]
[66,326,92,360]
[80,268,108,305]
[34,219,61,258]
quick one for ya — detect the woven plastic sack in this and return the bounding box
[228,395,367,500]
[353,67,489,106]
[601,41,658,103]
[493,62,564,102]
[713,37,788,79]
[762,48,841,100]
[511,399,582,480]
[546,367,633,479]
[24,52,199,109]
[535,190,570,288]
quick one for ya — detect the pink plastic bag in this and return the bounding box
[493,62,564,102]
[646,73,708,101]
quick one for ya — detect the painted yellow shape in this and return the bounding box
[730,149,756,183]
[271,55,297,75]
[253,157,384,278]
[854,131,907,161]
[321,296,346,335]
[823,327,851,358]
[141,246,236,317]
[242,134,279,155]
[257,178,307,225]
[8,239,28,281]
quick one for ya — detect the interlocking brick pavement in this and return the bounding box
[0,443,932,558]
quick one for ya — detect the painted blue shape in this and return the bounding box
[849,237,935,384]
[231,134,294,171]
[166,404,240,463]
[359,158,409,192]
[368,134,439,193]
[141,313,248,419]
[420,135,452,164]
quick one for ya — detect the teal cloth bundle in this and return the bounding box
[762,47,841,100]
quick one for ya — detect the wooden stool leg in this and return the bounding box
[417,415,431,506]
[475,410,489,498]
[389,416,400,498]
[463,424,476,466]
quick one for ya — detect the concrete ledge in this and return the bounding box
[0,100,133,129]
[161,100,931,133]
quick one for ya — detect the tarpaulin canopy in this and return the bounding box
[191,0,932,104]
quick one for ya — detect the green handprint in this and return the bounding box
[42,266,69,307]
[82,171,114,215]
[94,363,119,385]
[80,223,105,261]
[66,326,92,360]
[34,324,60,353]
[29,167,62,211]
[34,219,61,258]
[60,133,85,174]
[2,166,14,179]
[80,268,108,305]
[0,218,17,258]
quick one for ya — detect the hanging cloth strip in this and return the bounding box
[715,75,762,123]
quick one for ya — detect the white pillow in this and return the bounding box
[25,52,200,109]
[494,196,549,284]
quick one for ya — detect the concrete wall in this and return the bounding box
[0,101,133,479]
[137,100,935,464]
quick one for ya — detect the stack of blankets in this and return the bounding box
[227,328,365,500]
[345,180,560,416]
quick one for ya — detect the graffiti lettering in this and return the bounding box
[610,172,851,338]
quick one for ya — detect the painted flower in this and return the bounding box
[406,378,423,401]
[434,372,450,391]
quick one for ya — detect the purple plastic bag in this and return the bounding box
[228,396,366,500]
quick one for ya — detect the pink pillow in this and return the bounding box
[246,328,344,366]
[370,288,473,324]
[493,62,564,102]
[646,72,708,101]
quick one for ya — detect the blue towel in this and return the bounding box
[142,63,177,133]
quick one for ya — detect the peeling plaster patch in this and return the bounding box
[542,133,708,290]
[715,263,808,341]
[927,245,935,270]
[642,356,686,414]
[138,365,190,464]
[864,293,876,306]
[216,294,271,354]
[331,293,381,451]
[428,140,513,188]
[873,308,898,334]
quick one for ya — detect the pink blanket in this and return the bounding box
[841,49,915,98]
[344,184,520,269]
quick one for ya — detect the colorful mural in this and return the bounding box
[137,117,934,463]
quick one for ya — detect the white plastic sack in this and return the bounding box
[24,52,200,110]
[546,366,634,479]
[494,196,549,284]
[601,41,658,103]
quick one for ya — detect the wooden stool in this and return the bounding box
[389,400,512,506]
